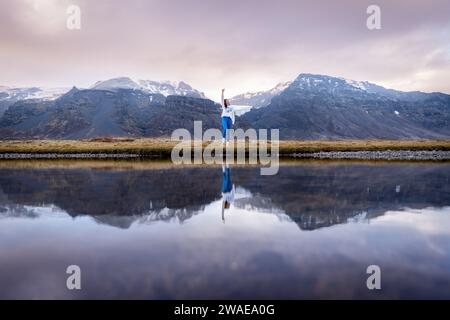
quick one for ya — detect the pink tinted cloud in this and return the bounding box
[0,0,449,100]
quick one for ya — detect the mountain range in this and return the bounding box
[241,74,450,139]
[0,87,221,139]
[1,73,449,140]
[0,77,205,118]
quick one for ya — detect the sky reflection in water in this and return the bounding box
[0,161,449,299]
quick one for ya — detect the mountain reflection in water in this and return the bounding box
[1,161,449,230]
[0,160,449,299]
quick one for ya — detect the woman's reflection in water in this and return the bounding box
[221,163,235,223]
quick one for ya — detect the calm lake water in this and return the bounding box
[0,160,449,299]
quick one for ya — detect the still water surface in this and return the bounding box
[0,160,449,299]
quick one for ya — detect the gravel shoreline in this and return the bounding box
[0,150,450,160]
[0,153,142,159]
[293,150,450,160]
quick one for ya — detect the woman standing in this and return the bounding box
[221,88,235,143]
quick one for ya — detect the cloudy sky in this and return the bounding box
[1,0,449,100]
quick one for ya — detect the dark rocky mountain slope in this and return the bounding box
[241,74,450,140]
[0,88,221,139]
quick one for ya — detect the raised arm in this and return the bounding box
[221,88,225,108]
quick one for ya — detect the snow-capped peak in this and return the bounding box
[90,77,141,90]
[293,73,377,92]
[90,77,206,99]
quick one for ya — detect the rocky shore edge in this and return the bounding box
[0,153,142,159]
[0,150,450,160]
[293,150,450,160]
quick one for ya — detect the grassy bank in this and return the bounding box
[0,138,449,157]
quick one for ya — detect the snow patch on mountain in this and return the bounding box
[341,78,369,91]
[230,81,292,113]
[0,86,70,101]
[232,105,254,116]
